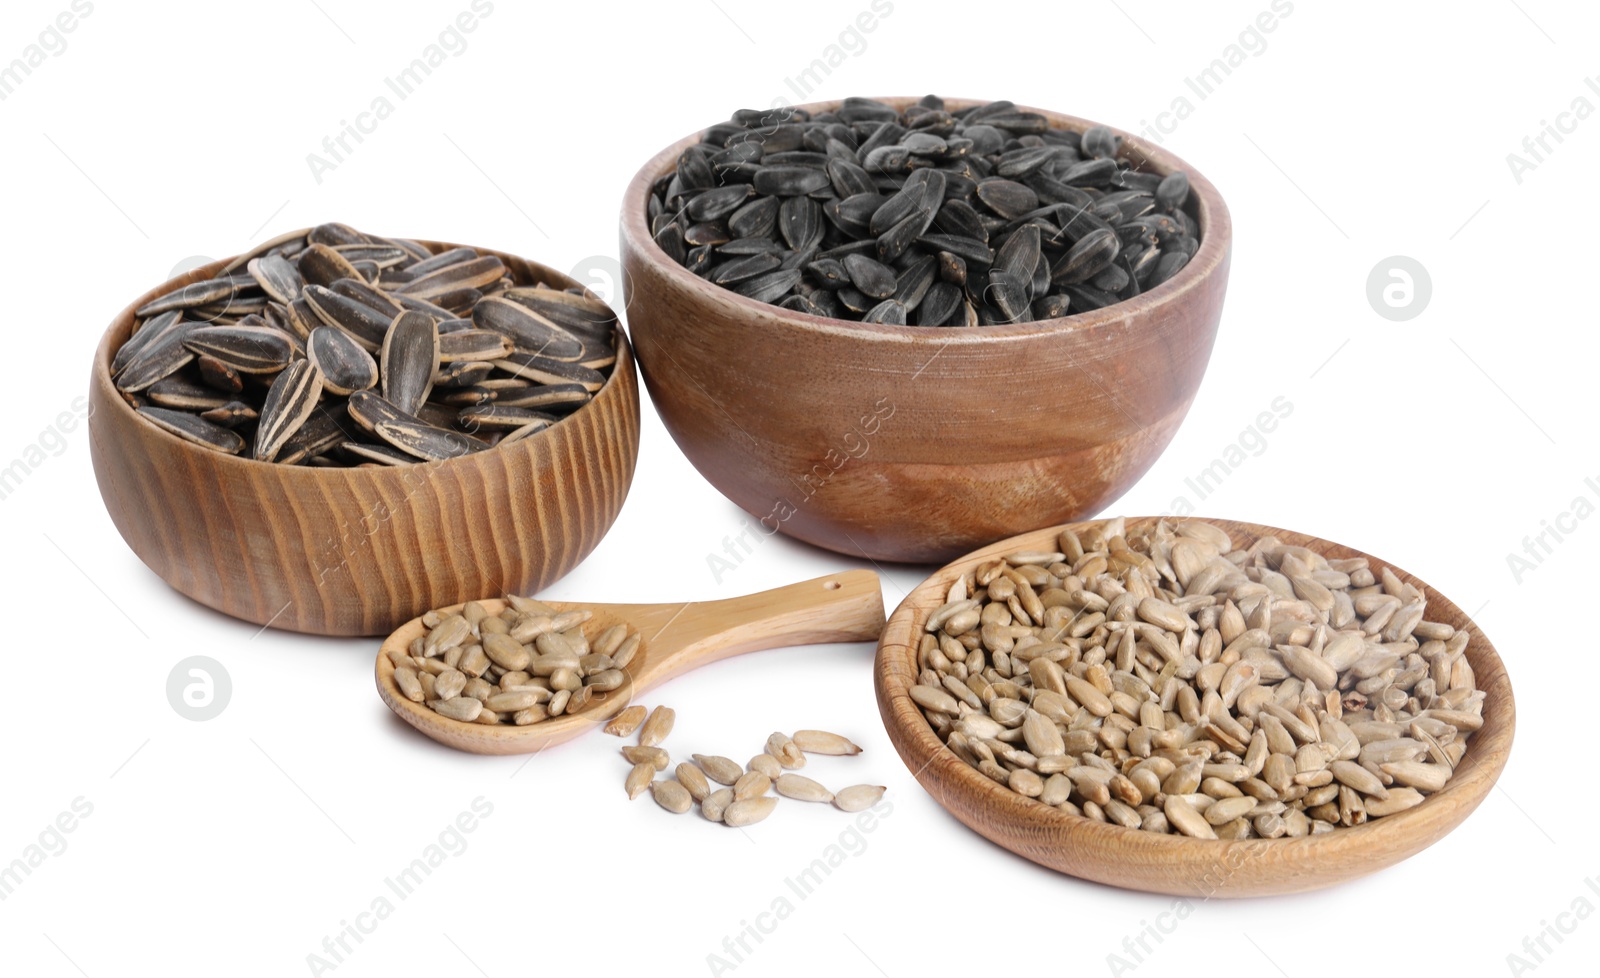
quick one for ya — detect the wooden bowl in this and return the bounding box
[875,518,1515,897]
[88,240,641,637]
[621,97,1232,564]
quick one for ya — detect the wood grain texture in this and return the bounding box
[875,517,1515,897]
[88,239,641,637]
[375,569,886,754]
[621,97,1232,564]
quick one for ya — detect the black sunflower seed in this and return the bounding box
[1051,227,1122,285]
[843,254,898,299]
[975,179,1040,220]
[827,158,877,197]
[728,196,781,239]
[686,184,754,223]
[1150,249,1190,287]
[892,254,938,311]
[778,196,822,251]
[933,198,988,243]
[996,225,1042,284]
[710,252,783,286]
[753,166,831,197]
[918,281,962,326]
[1081,126,1119,159]
[732,268,804,304]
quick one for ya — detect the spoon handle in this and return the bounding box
[633,569,885,687]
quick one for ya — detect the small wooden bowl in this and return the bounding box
[621,97,1232,564]
[88,239,641,637]
[875,518,1515,897]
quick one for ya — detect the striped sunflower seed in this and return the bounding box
[308,326,378,396]
[253,360,324,462]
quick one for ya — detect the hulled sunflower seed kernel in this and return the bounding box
[790,729,863,756]
[702,787,735,822]
[693,754,744,786]
[639,706,676,747]
[832,785,887,813]
[605,705,648,737]
[625,762,654,800]
[722,797,779,828]
[677,763,712,803]
[650,779,694,814]
[765,731,805,769]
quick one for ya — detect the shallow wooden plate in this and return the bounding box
[875,518,1515,897]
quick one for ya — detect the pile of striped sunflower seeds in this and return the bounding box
[605,706,886,827]
[650,95,1197,326]
[111,223,616,465]
[911,518,1484,839]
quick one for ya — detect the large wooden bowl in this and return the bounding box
[875,518,1515,896]
[88,240,641,637]
[621,97,1232,564]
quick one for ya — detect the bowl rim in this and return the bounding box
[621,95,1232,345]
[92,233,632,477]
[875,516,1515,884]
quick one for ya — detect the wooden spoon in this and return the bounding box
[378,570,885,755]
[876,518,1516,897]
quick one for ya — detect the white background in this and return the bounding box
[1,1,1594,976]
